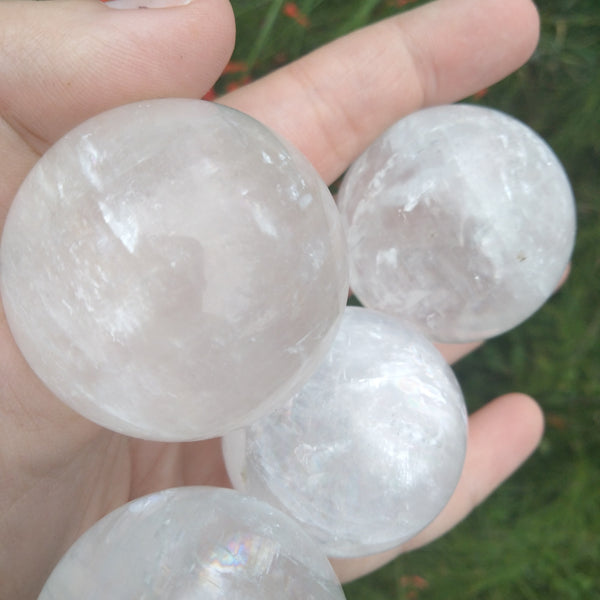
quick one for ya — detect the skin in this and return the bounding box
[0,0,544,597]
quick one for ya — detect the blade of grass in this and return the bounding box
[333,0,383,36]
[244,0,287,71]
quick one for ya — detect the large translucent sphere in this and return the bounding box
[38,487,346,599]
[337,104,576,343]
[223,307,467,558]
[0,99,348,441]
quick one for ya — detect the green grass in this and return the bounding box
[227,1,600,598]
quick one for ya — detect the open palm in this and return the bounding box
[0,0,543,598]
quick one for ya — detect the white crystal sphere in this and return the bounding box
[337,104,576,343]
[223,306,467,558]
[38,486,346,599]
[0,99,348,441]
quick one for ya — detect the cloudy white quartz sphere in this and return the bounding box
[38,487,346,600]
[0,99,348,441]
[337,104,576,343]
[223,307,467,558]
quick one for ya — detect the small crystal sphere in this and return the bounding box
[0,99,348,441]
[38,486,346,599]
[337,104,576,343]
[223,306,467,558]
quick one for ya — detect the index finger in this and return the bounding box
[220,0,540,184]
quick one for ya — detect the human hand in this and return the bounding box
[0,0,542,597]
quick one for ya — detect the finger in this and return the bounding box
[220,0,540,184]
[403,393,545,550]
[0,0,235,154]
[436,340,483,364]
[557,263,572,288]
[331,393,545,582]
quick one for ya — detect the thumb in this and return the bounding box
[0,0,235,154]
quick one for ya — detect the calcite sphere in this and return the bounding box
[337,104,576,343]
[223,307,467,558]
[0,99,348,441]
[38,487,346,599]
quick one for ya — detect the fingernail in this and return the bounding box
[101,0,193,9]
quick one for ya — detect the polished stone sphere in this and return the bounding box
[223,307,467,558]
[337,104,576,343]
[38,487,346,599]
[0,99,348,441]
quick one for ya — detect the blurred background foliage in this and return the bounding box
[221,1,599,598]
